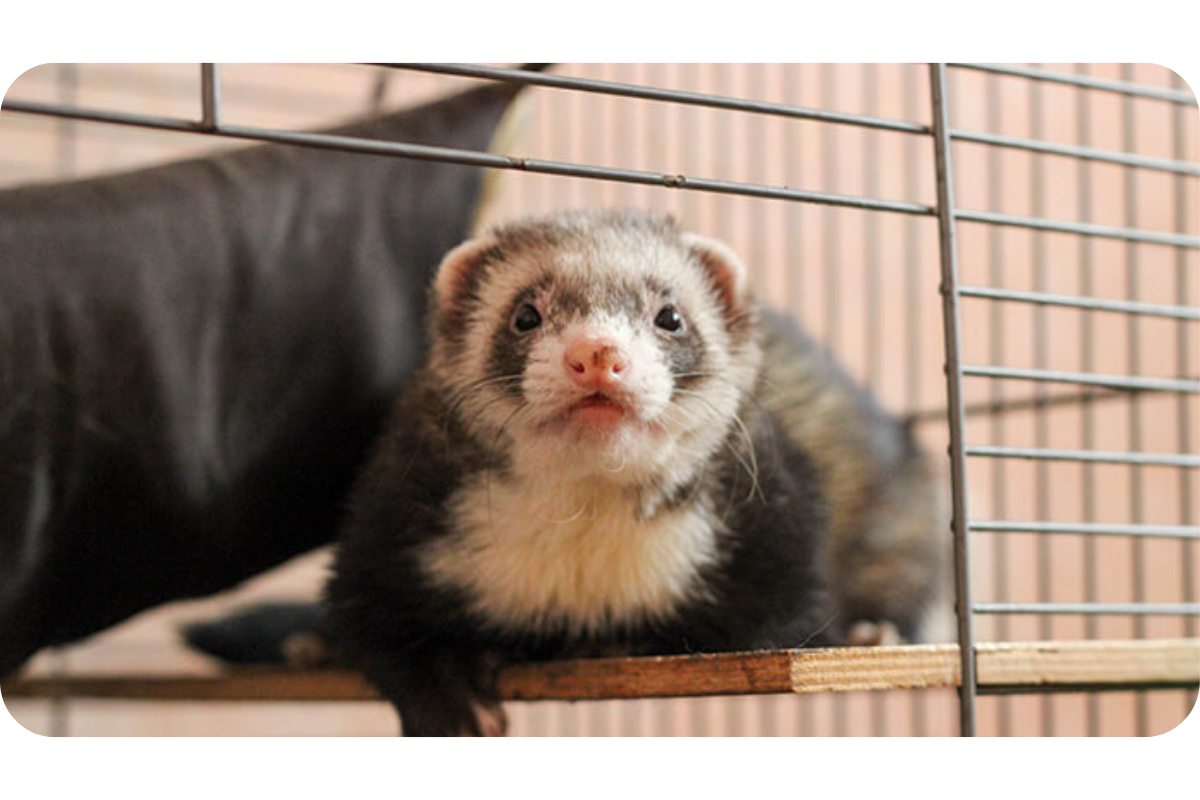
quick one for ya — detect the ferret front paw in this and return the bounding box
[397,694,508,737]
[365,650,509,737]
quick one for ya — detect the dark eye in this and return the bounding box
[654,305,683,333]
[512,303,542,333]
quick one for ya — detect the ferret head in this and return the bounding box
[429,210,761,490]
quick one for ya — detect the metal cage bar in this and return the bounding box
[949,63,1199,106]
[383,62,934,135]
[0,96,937,217]
[929,62,978,737]
[950,128,1200,176]
[199,63,220,131]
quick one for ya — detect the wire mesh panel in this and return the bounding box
[0,63,1196,737]
[935,62,1200,736]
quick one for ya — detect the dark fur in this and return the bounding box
[325,360,833,735]
[184,212,944,736]
[0,75,537,678]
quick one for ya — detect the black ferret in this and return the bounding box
[0,72,543,678]
[316,209,946,735]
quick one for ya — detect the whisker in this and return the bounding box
[548,502,593,524]
[673,387,762,504]
[484,402,528,542]
[672,370,725,381]
[446,393,513,463]
[442,374,524,435]
[601,451,628,474]
[796,612,841,649]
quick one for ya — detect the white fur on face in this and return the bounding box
[431,228,758,491]
[509,313,677,484]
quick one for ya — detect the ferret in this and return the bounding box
[315,209,945,736]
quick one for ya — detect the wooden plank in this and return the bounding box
[500,648,795,700]
[788,643,960,694]
[2,639,1196,703]
[975,638,1200,688]
[0,670,378,702]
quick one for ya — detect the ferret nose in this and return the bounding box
[564,337,627,389]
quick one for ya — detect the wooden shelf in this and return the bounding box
[4,639,1197,703]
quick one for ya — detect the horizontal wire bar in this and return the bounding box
[380,63,934,135]
[955,208,1200,248]
[0,98,936,216]
[962,365,1200,394]
[958,286,1200,321]
[970,521,1200,540]
[966,445,1200,468]
[949,63,1198,106]
[907,386,1132,425]
[974,602,1200,616]
[951,128,1200,176]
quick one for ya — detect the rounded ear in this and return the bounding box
[679,232,750,314]
[432,235,499,315]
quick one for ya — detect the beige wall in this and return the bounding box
[1,63,1196,736]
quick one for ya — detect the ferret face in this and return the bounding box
[429,210,761,489]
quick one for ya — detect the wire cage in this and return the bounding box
[0,63,1197,737]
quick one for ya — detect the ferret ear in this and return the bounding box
[680,233,750,315]
[432,235,499,315]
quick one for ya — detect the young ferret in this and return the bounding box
[316,209,946,736]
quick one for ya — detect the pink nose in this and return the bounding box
[564,338,627,389]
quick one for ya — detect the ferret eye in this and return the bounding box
[654,305,683,333]
[512,303,542,333]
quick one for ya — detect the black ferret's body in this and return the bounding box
[0,76,537,677]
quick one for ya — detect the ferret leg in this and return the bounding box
[357,648,507,737]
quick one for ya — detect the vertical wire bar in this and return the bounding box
[619,696,642,737]
[200,63,220,130]
[822,64,842,357]
[902,64,928,738]
[784,64,803,325]
[788,67,816,741]
[701,62,735,739]
[754,64,782,741]
[930,62,978,737]
[1029,65,1055,738]
[563,68,580,211]
[1120,63,1148,737]
[862,63,886,737]
[748,64,767,295]
[1176,70,1195,642]
[682,64,703,235]
[54,63,79,178]
[368,70,390,114]
[820,63,848,740]
[904,66,924,423]
[1170,68,1198,718]
[1076,62,1101,738]
[985,70,1012,737]
[865,64,882,393]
